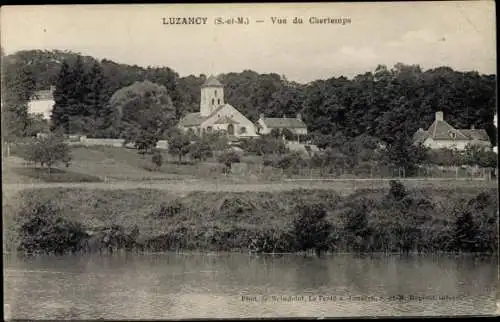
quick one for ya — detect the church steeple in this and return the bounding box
[200,75,224,117]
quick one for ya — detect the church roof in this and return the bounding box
[460,129,490,142]
[261,117,307,129]
[202,75,223,87]
[178,105,225,127]
[213,116,240,125]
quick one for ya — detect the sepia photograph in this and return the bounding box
[1,2,498,319]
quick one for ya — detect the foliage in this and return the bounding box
[291,203,333,253]
[240,135,288,156]
[218,150,241,173]
[2,50,497,158]
[168,129,192,162]
[151,151,163,168]
[20,132,72,174]
[110,80,177,152]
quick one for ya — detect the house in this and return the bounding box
[28,86,55,120]
[257,113,308,138]
[413,111,491,151]
[178,75,259,138]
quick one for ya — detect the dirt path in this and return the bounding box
[2,177,495,196]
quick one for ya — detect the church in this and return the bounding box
[178,75,259,138]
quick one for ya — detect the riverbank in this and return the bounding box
[3,182,498,255]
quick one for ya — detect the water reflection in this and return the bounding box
[3,253,497,319]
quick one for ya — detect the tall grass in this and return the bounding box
[3,182,498,255]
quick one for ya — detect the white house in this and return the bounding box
[178,76,259,138]
[413,111,491,151]
[28,86,55,120]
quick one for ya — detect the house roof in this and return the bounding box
[413,121,491,143]
[426,119,469,140]
[202,75,223,88]
[460,129,490,141]
[30,90,54,101]
[261,117,307,129]
[413,129,429,144]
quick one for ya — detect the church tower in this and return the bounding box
[200,75,224,117]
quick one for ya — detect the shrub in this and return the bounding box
[152,152,163,167]
[218,150,241,173]
[291,203,333,253]
[16,201,88,254]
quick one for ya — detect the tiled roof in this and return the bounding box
[460,129,490,141]
[427,119,469,140]
[262,117,307,129]
[213,116,240,125]
[178,105,225,127]
[31,90,54,101]
[202,75,223,87]
[413,120,491,143]
[413,129,429,144]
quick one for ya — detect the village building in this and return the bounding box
[413,111,491,151]
[257,113,308,137]
[493,113,497,154]
[28,86,55,120]
[178,75,259,138]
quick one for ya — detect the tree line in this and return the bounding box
[2,50,497,172]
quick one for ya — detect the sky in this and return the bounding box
[1,2,496,83]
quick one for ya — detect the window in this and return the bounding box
[239,127,247,134]
[212,98,215,105]
[448,130,457,139]
[218,99,221,104]
[215,90,217,96]
[207,126,213,132]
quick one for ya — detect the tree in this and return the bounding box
[51,60,73,133]
[189,138,212,162]
[218,150,241,173]
[110,80,177,153]
[281,128,295,141]
[21,132,72,175]
[168,129,192,162]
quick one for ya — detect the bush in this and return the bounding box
[16,201,88,254]
[152,152,163,167]
[291,203,333,254]
[218,150,241,173]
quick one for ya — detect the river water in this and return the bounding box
[3,253,498,319]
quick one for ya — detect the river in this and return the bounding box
[3,253,497,319]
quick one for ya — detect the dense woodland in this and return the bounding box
[2,49,498,172]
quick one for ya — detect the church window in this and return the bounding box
[215,90,217,96]
[212,98,215,105]
[218,99,221,104]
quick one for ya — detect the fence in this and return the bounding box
[65,136,169,150]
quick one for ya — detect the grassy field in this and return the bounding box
[5,145,498,185]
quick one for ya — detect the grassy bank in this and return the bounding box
[3,182,498,255]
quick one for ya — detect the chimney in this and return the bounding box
[435,111,444,121]
[259,113,265,120]
[296,113,302,120]
[50,85,56,93]
[470,124,475,130]
[418,128,424,132]
[283,115,287,119]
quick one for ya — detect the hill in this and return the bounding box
[2,49,497,148]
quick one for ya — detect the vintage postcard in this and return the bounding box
[1,2,498,319]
